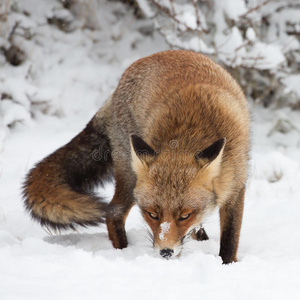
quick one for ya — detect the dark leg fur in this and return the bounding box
[219,187,245,264]
[194,227,209,241]
[106,200,135,249]
[106,173,135,249]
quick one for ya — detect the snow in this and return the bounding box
[1,1,300,299]
[221,0,247,21]
[246,42,286,70]
[159,222,171,241]
[176,4,198,30]
[282,74,300,98]
[136,0,155,18]
[0,100,31,127]
[246,27,256,42]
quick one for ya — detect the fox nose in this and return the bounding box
[160,248,174,259]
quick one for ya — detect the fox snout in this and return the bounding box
[159,248,174,259]
[151,221,186,259]
[155,244,182,260]
[140,207,201,259]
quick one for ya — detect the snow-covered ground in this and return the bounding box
[1,1,300,299]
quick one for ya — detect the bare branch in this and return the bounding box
[239,0,274,18]
[192,0,200,26]
[151,0,209,34]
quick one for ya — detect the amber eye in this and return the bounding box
[178,213,191,221]
[148,212,159,220]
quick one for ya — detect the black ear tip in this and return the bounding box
[219,137,226,146]
[130,134,157,158]
[213,137,226,149]
[195,137,226,161]
[130,134,141,143]
[130,135,146,151]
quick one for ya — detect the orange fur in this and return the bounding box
[23,50,250,263]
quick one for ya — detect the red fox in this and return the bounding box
[23,50,250,263]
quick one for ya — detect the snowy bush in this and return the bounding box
[1,0,300,134]
[0,0,143,131]
[136,0,300,108]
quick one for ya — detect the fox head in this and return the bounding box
[130,134,226,259]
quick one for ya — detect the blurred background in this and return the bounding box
[1,0,300,126]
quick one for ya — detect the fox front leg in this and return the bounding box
[219,187,245,264]
[191,225,209,241]
[106,173,135,249]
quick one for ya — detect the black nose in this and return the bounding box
[160,248,174,259]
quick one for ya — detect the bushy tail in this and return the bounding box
[23,107,113,231]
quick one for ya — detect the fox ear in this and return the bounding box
[195,138,226,176]
[130,135,157,172]
[195,138,226,162]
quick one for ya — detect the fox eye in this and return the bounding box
[148,212,159,220]
[178,213,191,221]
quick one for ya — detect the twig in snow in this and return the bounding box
[267,119,300,137]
